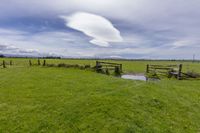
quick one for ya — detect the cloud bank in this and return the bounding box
[0,43,39,55]
[0,0,200,59]
[61,12,123,47]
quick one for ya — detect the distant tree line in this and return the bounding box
[0,54,5,58]
[39,56,61,59]
[0,54,61,59]
[0,54,199,62]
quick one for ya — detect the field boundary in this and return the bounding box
[95,61,122,75]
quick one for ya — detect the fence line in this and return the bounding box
[1,60,13,68]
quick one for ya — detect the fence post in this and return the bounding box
[105,68,110,75]
[115,66,121,76]
[146,64,149,73]
[10,60,12,66]
[38,59,41,65]
[96,61,99,67]
[29,60,32,66]
[43,60,46,66]
[96,61,99,71]
[177,64,182,80]
[3,60,6,68]
[120,64,122,72]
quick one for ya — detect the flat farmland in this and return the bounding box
[0,58,200,132]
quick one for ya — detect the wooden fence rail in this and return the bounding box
[1,60,13,68]
[96,61,122,75]
[146,64,182,79]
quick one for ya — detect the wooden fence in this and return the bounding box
[146,64,182,79]
[28,59,46,66]
[95,61,122,75]
[0,60,13,68]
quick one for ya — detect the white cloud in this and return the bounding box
[89,39,109,47]
[18,49,39,54]
[0,44,18,51]
[171,38,200,49]
[0,43,39,55]
[60,12,123,47]
[172,40,190,48]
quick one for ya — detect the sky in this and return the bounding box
[0,0,200,59]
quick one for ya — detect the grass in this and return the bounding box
[0,58,200,132]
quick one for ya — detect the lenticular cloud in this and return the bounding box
[60,12,123,47]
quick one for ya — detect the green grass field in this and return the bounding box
[0,58,200,132]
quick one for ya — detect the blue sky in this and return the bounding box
[0,0,200,59]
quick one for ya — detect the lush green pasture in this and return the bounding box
[0,58,200,132]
